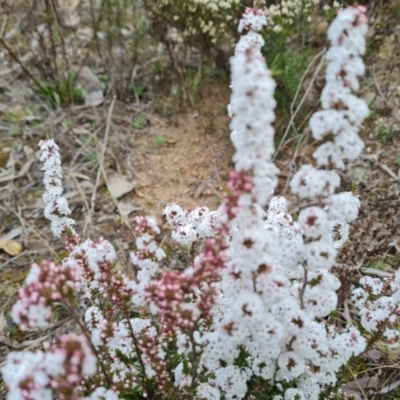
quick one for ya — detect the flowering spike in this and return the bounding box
[39,139,76,238]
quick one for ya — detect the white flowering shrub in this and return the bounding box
[147,1,342,125]
[145,0,243,70]
[261,1,344,132]
[3,5,400,400]
[265,0,342,34]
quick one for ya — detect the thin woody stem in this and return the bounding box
[0,37,47,93]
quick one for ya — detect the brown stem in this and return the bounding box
[49,0,69,70]
[299,265,308,310]
[0,37,46,92]
[123,314,149,380]
[189,330,200,389]
[36,27,55,78]
[63,301,113,387]
[88,0,110,79]
[48,0,71,102]
[44,0,59,78]
[164,38,196,110]
[123,313,157,398]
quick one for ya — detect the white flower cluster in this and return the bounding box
[39,139,76,237]
[265,0,342,33]
[186,6,369,400]
[161,0,238,12]
[309,7,369,165]
[159,0,240,46]
[191,0,238,11]
[129,216,166,306]
[63,237,117,294]
[84,387,119,400]
[1,351,57,400]
[238,7,267,33]
[352,272,400,348]
[164,204,223,246]
[85,306,151,384]
[228,8,279,206]
[290,5,368,244]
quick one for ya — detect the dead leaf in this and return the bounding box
[365,349,384,362]
[0,226,22,241]
[0,335,23,349]
[0,239,23,256]
[62,11,80,28]
[107,173,134,199]
[0,227,23,256]
[194,182,207,198]
[77,66,102,92]
[63,190,80,200]
[20,115,41,122]
[23,145,34,157]
[134,188,145,198]
[389,240,400,253]
[72,126,90,135]
[342,389,362,400]
[118,201,141,218]
[344,375,379,393]
[361,267,391,278]
[362,92,376,105]
[76,27,93,41]
[379,163,400,181]
[70,172,92,181]
[0,68,13,76]
[0,313,7,334]
[378,380,400,394]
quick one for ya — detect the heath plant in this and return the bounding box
[0,0,150,104]
[3,4,400,400]
[145,0,342,115]
[261,0,343,134]
[0,0,82,107]
[145,0,242,69]
[264,0,342,34]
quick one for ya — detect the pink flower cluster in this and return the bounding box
[146,235,227,336]
[63,237,135,317]
[136,324,169,391]
[11,261,80,330]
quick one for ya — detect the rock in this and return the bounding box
[76,66,104,106]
